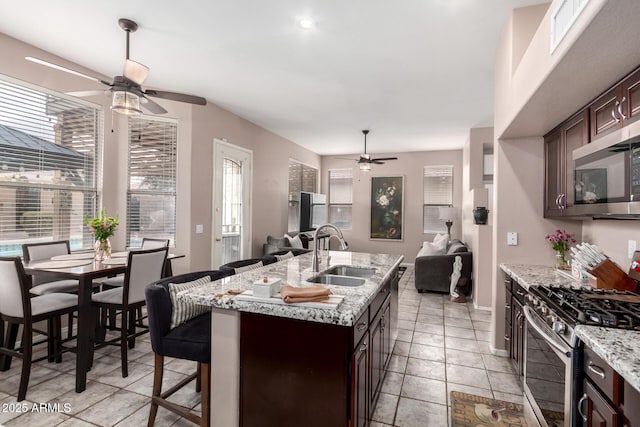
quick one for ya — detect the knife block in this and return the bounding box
[588,259,639,292]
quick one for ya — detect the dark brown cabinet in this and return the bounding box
[504,275,526,377]
[590,68,640,140]
[240,271,397,427]
[544,110,589,217]
[580,345,640,427]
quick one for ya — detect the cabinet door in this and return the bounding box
[369,312,384,414]
[545,130,563,217]
[590,86,623,140]
[621,69,640,127]
[582,379,620,427]
[351,332,369,427]
[382,302,391,370]
[563,110,589,208]
[511,298,524,377]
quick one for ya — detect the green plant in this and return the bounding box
[84,209,118,241]
[545,229,576,254]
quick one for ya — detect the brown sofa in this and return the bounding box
[414,240,472,294]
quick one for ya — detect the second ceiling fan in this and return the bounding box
[345,130,398,170]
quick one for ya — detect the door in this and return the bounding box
[545,130,563,216]
[212,139,253,269]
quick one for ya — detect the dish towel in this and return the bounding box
[280,285,332,304]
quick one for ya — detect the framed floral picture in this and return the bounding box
[370,176,403,240]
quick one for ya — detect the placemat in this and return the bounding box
[101,257,127,265]
[51,252,95,261]
[450,391,530,427]
[234,290,344,310]
[30,259,93,269]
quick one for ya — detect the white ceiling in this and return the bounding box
[0,0,546,155]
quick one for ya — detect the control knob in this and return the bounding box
[552,320,566,334]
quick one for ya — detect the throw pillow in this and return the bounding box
[433,233,449,245]
[419,242,446,257]
[284,233,304,249]
[234,261,264,274]
[275,251,294,261]
[168,275,212,329]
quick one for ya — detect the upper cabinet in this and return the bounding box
[544,110,589,217]
[590,68,640,140]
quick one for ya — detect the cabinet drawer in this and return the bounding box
[504,275,512,292]
[370,281,390,322]
[352,308,369,350]
[584,346,617,403]
[505,290,512,325]
[512,281,527,305]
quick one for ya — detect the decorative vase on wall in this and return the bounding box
[94,238,111,261]
[473,207,489,225]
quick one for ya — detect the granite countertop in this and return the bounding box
[575,326,640,393]
[502,263,640,393]
[178,251,403,327]
[500,263,579,290]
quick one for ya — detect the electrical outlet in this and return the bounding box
[507,232,518,246]
[629,240,637,258]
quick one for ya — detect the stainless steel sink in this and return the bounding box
[306,274,366,287]
[322,265,376,278]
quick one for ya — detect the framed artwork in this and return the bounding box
[370,176,404,240]
[575,168,607,204]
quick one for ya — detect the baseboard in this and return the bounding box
[473,302,492,311]
[490,344,509,357]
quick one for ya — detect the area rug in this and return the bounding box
[450,391,529,427]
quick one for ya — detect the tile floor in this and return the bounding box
[0,265,524,426]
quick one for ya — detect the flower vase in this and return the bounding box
[94,238,111,261]
[555,251,569,270]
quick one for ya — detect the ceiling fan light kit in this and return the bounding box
[346,130,398,170]
[25,18,207,116]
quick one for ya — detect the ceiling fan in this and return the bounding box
[26,18,206,115]
[342,130,398,170]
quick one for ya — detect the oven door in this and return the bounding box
[523,306,572,427]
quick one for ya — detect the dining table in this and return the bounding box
[22,250,184,393]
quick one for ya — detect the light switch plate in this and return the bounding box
[195,224,204,234]
[507,232,518,246]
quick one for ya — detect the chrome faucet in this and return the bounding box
[312,223,349,272]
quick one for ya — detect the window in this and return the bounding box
[0,77,102,255]
[423,165,453,233]
[127,116,177,247]
[328,169,352,230]
[287,159,318,232]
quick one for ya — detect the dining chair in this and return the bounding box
[91,246,168,377]
[0,257,77,401]
[22,240,92,340]
[219,257,276,275]
[145,270,231,427]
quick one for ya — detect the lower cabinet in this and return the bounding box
[239,272,397,427]
[504,275,526,377]
[581,379,619,427]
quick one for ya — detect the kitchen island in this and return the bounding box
[179,251,403,427]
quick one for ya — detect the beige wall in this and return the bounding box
[321,150,463,262]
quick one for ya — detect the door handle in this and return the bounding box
[612,104,620,123]
[619,96,627,120]
[578,393,588,422]
[555,194,561,209]
[559,193,566,209]
[215,237,222,242]
[588,361,606,379]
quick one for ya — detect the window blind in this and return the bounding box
[423,165,453,233]
[127,116,177,248]
[0,77,102,255]
[329,168,352,230]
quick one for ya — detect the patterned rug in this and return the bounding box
[450,391,529,427]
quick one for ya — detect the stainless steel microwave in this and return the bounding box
[572,121,640,218]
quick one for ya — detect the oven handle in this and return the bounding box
[523,305,571,358]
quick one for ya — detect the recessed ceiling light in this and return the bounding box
[298,18,314,30]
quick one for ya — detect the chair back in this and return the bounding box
[22,240,71,262]
[145,270,230,355]
[141,238,170,249]
[0,257,30,319]
[124,247,168,305]
[219,258,267,275]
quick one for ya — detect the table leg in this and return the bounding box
[75,276,94,392]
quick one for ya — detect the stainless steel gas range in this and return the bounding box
[523,285,640,427]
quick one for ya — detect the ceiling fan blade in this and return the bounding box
[140,95,168,114]
[372,160,385,165]
[144,89,207,106]
[67,90,108,98]
[335,157,359,161]
[371,157,398,161]
[123,59,149,85]
[26,56,112,86]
